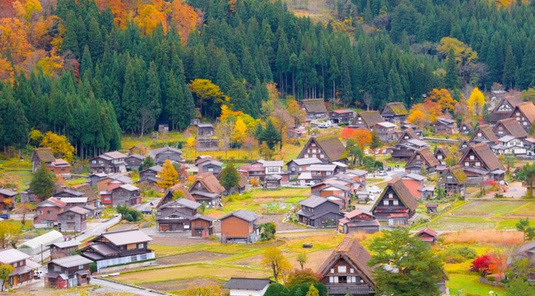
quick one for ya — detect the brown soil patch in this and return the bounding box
[288,249,332,271]
[140,278,221,292]
[151,236,204,246]
[156,251,231,265]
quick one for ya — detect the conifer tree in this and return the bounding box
[31,163,56,199]
[445,48,459,89]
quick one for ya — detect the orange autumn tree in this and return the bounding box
[407,109,426,129]
[170,0,200,44]
[341,128,372,149]
[340,127,357,140]
[426,88,456,113]
[0,18,33,63]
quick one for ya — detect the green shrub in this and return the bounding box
[443,246,477,263]
[117,205,143,222]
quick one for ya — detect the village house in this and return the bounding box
[459,121,473,135]
[50,241,81,259]
[426,203,439,213]
[470,124,498,145]
[297,135,348,164]
[286,158,323,179]
[0,249,40,288]
[34,197,67,227]
[353,111,383,129]
[489,95,523,124]
[138,165,162,186]
[329,109,356,124]
[390,128,427,161]
[493,118,528,139]
[45,255,93,288]
[90,151,127,173]
[300,99,328,120]
[220,210,260,243]
[370,177,418,225]
[415,227,439,244]
[71,183,101,212]
[434,117,457,135]
[189,173,226,206]
[196,157,223,175]
[438,165,467,198]
[338,210,380,234]
[458,139,470,153]
[263,175,282,189]
[297,195,343,228]
[312,182,353,205]
[31,148,55,172]
[223,278,272,296]
[374,122,401,143]
[254,160,288,181]
[54,197,88,212]
[157,183,195,209]
[149,146,185,165]
[492,135,527,156]
[96,174,132,193]
[405,147,440,174]
[101,184,140,207]
[317,237,375,296]
[80,229,154,272]
[298,164,342,186]
[458,143,505,183]
[156,198,214,237]
[124,154,144,171]
[48,159,71,176]
[381,102,408,123]
[398,173,426,200]
[196,123,219,151]
[237,163,265,181]
[511,241,535,282]
[434,146,452,172]
[0,189,17,211]
[509,101,535,132]
[57,206,89,232]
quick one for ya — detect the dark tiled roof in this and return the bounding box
[359,111,383,127]
[495,118,528,138]
[299,195,331,208]
[314,135,347,162]
[223,278,271,290]
[301,99,328,113]
[221,210,259,222]
[317,237,375,284]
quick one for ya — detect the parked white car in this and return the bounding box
[367,185,382,194]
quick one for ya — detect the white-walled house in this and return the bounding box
[223,278,271,296]
[491,135,527,155]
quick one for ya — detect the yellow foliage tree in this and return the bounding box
[0,18,33,63]
[40,131,75,163]
[23,0,42,20]
[467,87,485,117]
[437,37,478,65]
[189,79,228,117]
[407,109,427,129]
[427,88,456,112]
[0,57,14,82]
[156,159,179,189]
[232,118,247,145]
[261,247,292,283]
[135,4,167,35]
[36,51,63,76]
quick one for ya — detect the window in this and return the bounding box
[350,268,354,273]
[338,276,347,283]
[383,200,389,206]
[320,154,325,158]
[329,277,334,283]
[37,210,43,215]
[524,122,528,126]
[470,155,475,160]
[393,200,399,205]
[138,243,144,249]
[475,162,481,167]
[78,265,84,270]
[330,268,334,274]
[208,168,213,172]
[47,210,51,214]
[388,193,393,198]
[477,133,482,137]
[465,162,469,167]
[338,266,346,273]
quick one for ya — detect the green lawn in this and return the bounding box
[453,201,528,214]
[447,274,505,296]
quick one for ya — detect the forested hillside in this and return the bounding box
[1,0,535,158]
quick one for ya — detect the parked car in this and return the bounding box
[378,171,387,176]
[34,270,42,279]
[367,185,382,194]
[0,213,9,219]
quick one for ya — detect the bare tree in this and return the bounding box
[139,108,156,138]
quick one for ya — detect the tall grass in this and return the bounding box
[442,230,523,245]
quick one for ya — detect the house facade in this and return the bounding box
[318,237,375,296]
[458,143,505,182]
[220,210,260,243]
[434,117,457,135]
[34,198,66,227]
[371,178,418,225]
[338,210,380,234]
[381,102,408,123]
[470,124,498,144]
[57,206,89,232]
[509,102,535,132]
[375,122,400,143]
[50,241,81,259]
[46,255,92,288]
[438,165,467,197]
[102,184,140,207]
[330,109,356,124]
[90,151,127,173]
[489,96,523,124]
[286,158,323,179]
[404,147,440,174]
[301,99,328,120]
[156,198,214,236]
[297,196,343,228]
[493,118,528,139]
[149,146,185,165]
[31,148,55,172]
[0,249,40,288]
[196,123,219,151]
[0,189,17,211]
[189,173,225,206]
[354,111,383,129]
[125,154,144,171]
[297,135,347,163]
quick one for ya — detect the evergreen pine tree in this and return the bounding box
[31,163,56,199]
[503,45,516,89]
[445,48,459,89]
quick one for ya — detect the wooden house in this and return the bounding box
[263,175,282,189]
[509,101,535,132]
[329,109,356,124]
[493,118,528,139]
[254,160,286,180]
[189,173,226,207]
[489,96,523,124]
[237,163,265,181]
[0,249,40,288]
[512,241,535,282]
[45,255,92,288]
[434,147,452,167]
[300,99,328,120]
[375,122,401,143]
[138,166,162,186]
[426,203,438,213]
[338,210,380,234]
[405,147,440,174]
[223,278,272,296]
[492,135,527,155]
[71,183,101,214]
[298,164,340,186]
[0,189,17,211]
[48,159,71,176]
[57,206,89,232]
[438,165,467,197]
[458,143,505,182]
[317,237,375,296]
[459,121,473,135]
[297,195,343,228]
[470,124,499,145]
[80,229,154,272]
[196,123,218,151]
[354,111,383,129]
[286,158,323,179]
[31,148,55,172]
[156,198,214,237]
[96,174,131,193]
[434,117,457,135]
[50,241,81,259]
[34,197,66,227]
[370,178,418,225]
[415,227,439,244]
[458,139,470,153]
[381,102,408,123]
[101,184,140,207]
[149,146,185,165]
[297,135,348,164]
[157,183,195,209]
[390,128,427,161]
[90,151,127,174]
[220,210,260,243]
[196,158,223,175]
[125,154,144,171]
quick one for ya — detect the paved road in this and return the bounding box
[92,277,171,296]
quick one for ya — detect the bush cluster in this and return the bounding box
[117,205,143,222]
[443,246,477,263]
